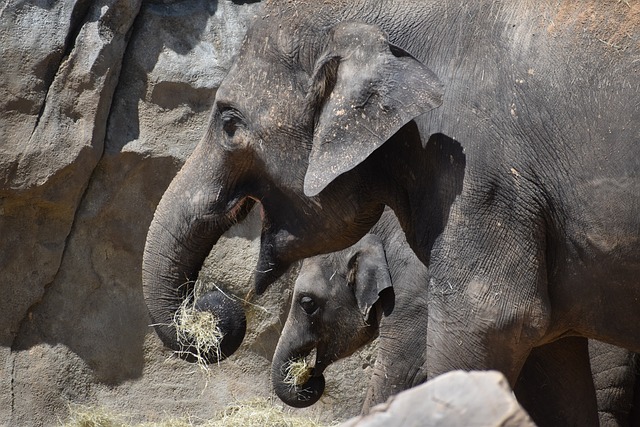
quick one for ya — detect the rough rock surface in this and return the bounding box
[340,371,536,427]
[0,0,374,425]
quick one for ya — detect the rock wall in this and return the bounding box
[0,1,373,425]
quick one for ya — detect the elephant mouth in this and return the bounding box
[253,202,298,295]
[310,342,334,376]
[274,344,334,408]
[288,344,338,383]
[214,195,292,294]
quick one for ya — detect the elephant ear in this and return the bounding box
[346,234,393,320]
[303,21,444,197]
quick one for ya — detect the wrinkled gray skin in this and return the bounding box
[142,0,640,423]
[274,209,639,425]
[271,209,412,410]
[588,341,640,427]
[271,209,427,409]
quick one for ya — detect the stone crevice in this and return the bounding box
[8,351,15,424]
[10,198,83,350]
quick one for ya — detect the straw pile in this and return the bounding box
[62,399,332,427]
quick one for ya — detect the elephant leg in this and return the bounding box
[425,274,550,385]
[589,340,638,427]
[515,337,598,427]
[425,213,551,385]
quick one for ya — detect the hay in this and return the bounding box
[173,293,224,370]
[62,399,333,427]
[204,399,327,427]
[283,358,313,388]
[62,405,126,427]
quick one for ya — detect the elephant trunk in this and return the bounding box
[142,141,252,362]
[271,333,326,408]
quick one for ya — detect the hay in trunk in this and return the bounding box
[283,358,313,388]
[173,292,224,370]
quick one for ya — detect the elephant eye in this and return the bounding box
[218,107,243,138]
[299,296,317,315]
[221,114,239,137]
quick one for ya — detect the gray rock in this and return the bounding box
[340,371,536,427]
[0,0,139,349]
[1,1,140,423]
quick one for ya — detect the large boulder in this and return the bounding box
[340,371,536,427]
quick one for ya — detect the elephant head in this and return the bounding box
[271,234,394,408]
[142,9,443,361]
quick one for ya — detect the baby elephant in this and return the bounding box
[271,211,423,410]
[271,209,638,426]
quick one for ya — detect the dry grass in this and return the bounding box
[203,399,328,427]
[283,358,313,388]
[62,405,126,427]
[61,399,333,427]
[172,283,224,370]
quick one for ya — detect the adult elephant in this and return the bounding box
[272,208,638,426]
[142,0,640,416]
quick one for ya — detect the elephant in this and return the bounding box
[273,207,639,425]
[271,208,429,411]
[142,0,640,423]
